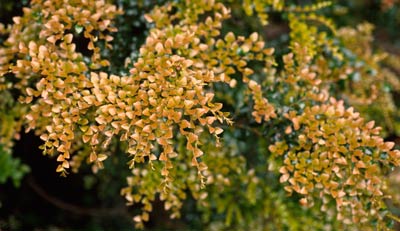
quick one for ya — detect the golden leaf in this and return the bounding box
[198,162,208,171]
[142,125,152,133]
[62,160,70,168]
[299,197,308,206]
[263,47,274,56]
[57,145,66,153]
[89,152,97,162]
[214,127,223,135]
[193,148,204,158]
[191,157,198,166]
[64,34,73,44]
[144,14,153,23]
[184,100,194,109]
[159,153,168,161]
[56,165,64,172]
[383,142,395,150]
[299,187,308,195]
[187,133,198,143]
[57,155,64,162]
[365,120,375,130]
[155,42,164,54]
[284,186,293,193]
[292,117,300,130]
[63,152,70,159]
[149,154,157,161]
[224,32,235,43]
[250,32,259,42]
[133,215,141,223]
[280,174,290,183]
[97,154,108,162]
[355,161,366,169]
[161,166,169,176]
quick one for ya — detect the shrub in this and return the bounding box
[1,0,400,230]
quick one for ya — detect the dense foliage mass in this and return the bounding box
[1,0,400,230]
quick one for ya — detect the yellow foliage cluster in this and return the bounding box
[272,98,399,222]
[0,0,121,175]
[268,46,400,227]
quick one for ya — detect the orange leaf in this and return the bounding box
[159,153,168,161]
[56,154,64,162]
[89,152,97,162]
[280,174,290,183]
[191,157,198,166]
[62,160,70,168]
[56,165,64,172]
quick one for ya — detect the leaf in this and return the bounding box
[155,42,164,54]
[56,155,64,162]
[225,204,234,226]
[280,174,290,183]
[97,154,108,162]
[214,127,223,135]
[250,32,259,42]
[198,162,208,171]
[365,120,375,130]
[224,32,235,43]
[89,152,97,162]
[62,160,70,168]
[159,153,167,161]
[75,24,84,34]
[56,165,64,172]
[64,34,73,44]
[133,215,141,223]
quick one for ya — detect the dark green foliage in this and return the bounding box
[0,146,29,187]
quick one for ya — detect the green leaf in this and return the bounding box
[74,24,84,34]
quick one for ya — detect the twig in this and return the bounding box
[387,213,400,223]
[26,175,130,218]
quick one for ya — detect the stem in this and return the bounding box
[27,175,130,218]
[386,213,400,223]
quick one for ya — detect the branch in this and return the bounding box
[26,175,131,218]
[387,212,400,223]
